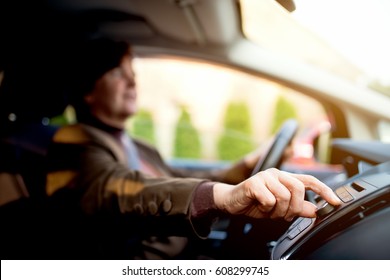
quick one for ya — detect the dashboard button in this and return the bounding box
[287,228,301,240]
[316,203,335,217]
[297,218,312,231]
[335,187,354,202]
[339,192,354,202]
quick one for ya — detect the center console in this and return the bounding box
[271,161,390,259]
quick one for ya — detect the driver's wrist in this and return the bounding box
[213,183,234,212]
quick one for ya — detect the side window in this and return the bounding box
[128,57,328,165]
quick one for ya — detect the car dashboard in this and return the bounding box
[331,138,390,176]
[272,159,390,259]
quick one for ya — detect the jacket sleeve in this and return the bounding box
[45,124,210,237]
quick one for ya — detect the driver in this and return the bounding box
[45,38,341,259]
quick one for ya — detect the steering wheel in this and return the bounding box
[217,119,299,259]
[251,119,298,175]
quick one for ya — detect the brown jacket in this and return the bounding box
[45,123,251,258]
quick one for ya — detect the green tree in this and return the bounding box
[173,108,201,159]
[130,109,156,145]
[217,102,254,161]
[271,96,297,133]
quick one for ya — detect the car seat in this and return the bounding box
[0,119,59,259]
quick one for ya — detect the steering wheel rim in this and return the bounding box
[251,119,298,175]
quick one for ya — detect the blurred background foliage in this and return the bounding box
[51,97,298,163]
[217,102,255,161]
[271,96,297,133]
[130,109,156,145]
[173,107,201,159]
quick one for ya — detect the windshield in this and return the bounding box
[240,0,390,96]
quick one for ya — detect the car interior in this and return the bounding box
[1,0,390,260]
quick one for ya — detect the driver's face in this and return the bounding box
[84,55,138,126]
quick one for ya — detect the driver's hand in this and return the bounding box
[213,168,341,221]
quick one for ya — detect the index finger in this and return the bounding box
[290,173,341,206]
